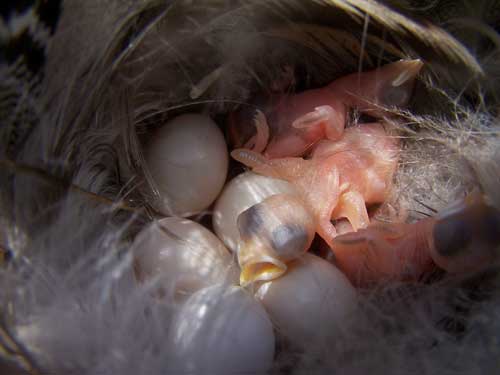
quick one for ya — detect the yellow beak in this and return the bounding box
[238,241,287,287]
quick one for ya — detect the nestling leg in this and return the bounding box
[302,161,341,248]
[332,190,370,231]
[231,149,307,180]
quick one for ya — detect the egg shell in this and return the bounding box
[213,171,298,252]
[146,114,228,216]
[133,217,238,303]
[255,253,358,345]
[166,284,275,374]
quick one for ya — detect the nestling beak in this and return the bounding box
[238,240,288,286]
[389,59,424,87]
[330,58,424,109]
[377,59,424,107]
[236,193,316,286]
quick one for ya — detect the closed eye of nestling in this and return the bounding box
[270,224,310,259]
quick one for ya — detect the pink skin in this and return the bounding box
[331,194,500,286]
[229,59,423,158]
[231,61,499,286]
[230,60,432,285]
[331,218,436,287]
[231,123,400,248]
[231,61,418,247]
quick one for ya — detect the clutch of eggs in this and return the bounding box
[139,111,358,368]
[145,114,229,216]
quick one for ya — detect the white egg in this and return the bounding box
[133,217,238,303]
[255,253,358,345]
[166,284,275,374]
[146,114,228,216]
[213,171,298,252]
